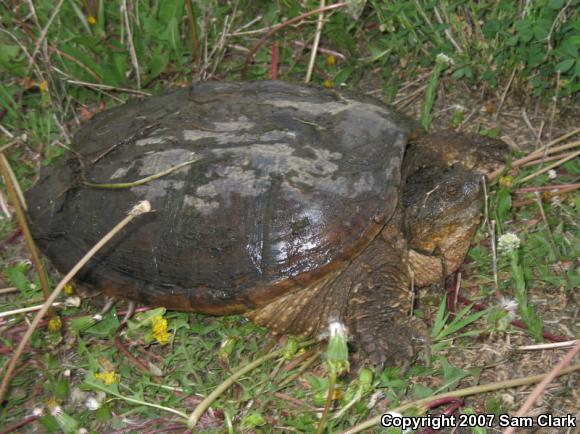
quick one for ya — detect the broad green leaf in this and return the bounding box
[555,58,575,73]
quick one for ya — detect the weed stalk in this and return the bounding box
[420,53,452,130]
[0,153,52,308]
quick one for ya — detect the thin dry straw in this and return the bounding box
[0,154,52,305]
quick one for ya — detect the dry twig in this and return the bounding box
[0,154,52,305]
[503,340,580,434]
[305,0,326,83]
[121,0,141,89]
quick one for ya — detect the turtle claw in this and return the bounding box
[120,301,136,324]
[99,297,117,316]
[355,316,430,368]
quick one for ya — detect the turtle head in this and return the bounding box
[402,164,484,284]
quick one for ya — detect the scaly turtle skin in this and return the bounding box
[25,81,506,364]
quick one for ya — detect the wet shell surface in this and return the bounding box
[26,81,415,314]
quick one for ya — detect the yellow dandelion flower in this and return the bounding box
[46,396,59,411]
[87,15,97,25]
[63,284,75,296]
[499,175,513,188]
[323,79,334,88]
[38,80,48,93]
[326,55,336,66]
[95,371,119,385]
[151,315,170,345]
[48,316,62,332]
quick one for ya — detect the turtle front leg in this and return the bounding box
[345,229,429,366]
[247,219,429,366]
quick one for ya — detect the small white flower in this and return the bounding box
[63,369,71,378]
[50,404,63,417]
[32,407,44,416]
[499,297,518,314]
[64,296,81,307]
[436,53,454,65]
[548,169,557,180]
[85,397,101,411]
[497,232,521,255]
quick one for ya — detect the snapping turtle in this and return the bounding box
[25,81,506,364]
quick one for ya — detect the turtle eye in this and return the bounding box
[446,185,459,198]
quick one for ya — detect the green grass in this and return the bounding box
[1,1,578,432]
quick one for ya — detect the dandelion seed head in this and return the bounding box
[32,407,44,416]
[497,232,521,254]
[328,321,347,337]
[436,53,454,65]
[85,397,101,411]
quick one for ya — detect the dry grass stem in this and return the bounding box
[494,66,518,121]
[540,127,580,148]
[0,153,26,209]
[503,341,580,434]
[293,41,346,59]
[84,158,200,189]
[0,154,51,305]
[490,220,499,293]
[0,191,10,219]
[0,200,152,403]
[519,149,579,183]
[49,46,102,81]
[521,150,578,167]
[488,138,580,181]
[185,0,201,66]
[230,15,266,35]
[277,351,320,388]
[432,5,462,53]
[0,135,26,154]
[0,287,18,295]
[121,0,141,89]
[305,0,326,83]
[515,183,580,193]
[394,84,428,108]
[528,139,580,159]
[0,300,77,319]
[65,79,152,96]
[518,340,579,351]
[27,0,64,70]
